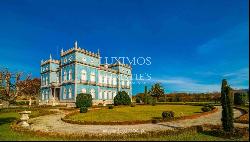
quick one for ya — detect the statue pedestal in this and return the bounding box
[18,111,31,128]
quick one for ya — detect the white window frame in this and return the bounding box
[90,89,95,99]
[81,88,86,93]
[90,72,95,82]
[81,70,87,81]
[68,69,72,81]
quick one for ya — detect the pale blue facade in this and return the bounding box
[40,41,132,105]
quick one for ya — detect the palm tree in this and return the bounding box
[149,83,165,102]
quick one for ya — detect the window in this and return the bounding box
[113,91,116,99]
[104,74,107,84]
[104,91,107,99]
[63,88,67,99]
[64,71,67,81]
[108,76,112,85]
[56,73,59,83]
[81,70,87,81]
[68,69,72,80]
[82,57,86,62]
[108,91,112,99]
[99,75,103,84]
[91,59,94,63]
[90,89,95,99]
[42,91,44,100]
[68,88,72,99]
[99,90,102,99]
[81,88,86,93]
[69,56,73,61]
[46,77,48,85]
[121,80,125,86]
[126,80,130,87]
[112,77,116,85]
[90,72,95,82]
[64,58,67,63]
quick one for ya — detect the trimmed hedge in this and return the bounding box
[80,107,88,113]
[114,91,131,106]
[162,111,175,120]
[201,106,211,112]
[75,93,92,108]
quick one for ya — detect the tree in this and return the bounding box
[149,83,164,103]
[220,79,234,133]
[114,91,131,106]
[75,93,92,108]
[234,92,248,105]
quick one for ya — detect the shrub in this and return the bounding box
[130,103,135,107]
[135,97,141,103]
[108,105,114,109]
[162,111,175,120]
[201,106,211,112]
[204,104,215,110]
[75,93,92,108]
[80,107,88,113]
[114,91,131,106]
[234,92,248,105]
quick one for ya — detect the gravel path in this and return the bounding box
[29,107,248,135]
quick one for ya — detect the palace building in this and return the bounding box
[40,41,132,106]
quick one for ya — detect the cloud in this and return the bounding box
[222,67,249,88]
[145,76,220,93]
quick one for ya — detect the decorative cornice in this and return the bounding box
[41,59,60,66]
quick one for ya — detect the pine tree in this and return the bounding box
[220,79,234,132]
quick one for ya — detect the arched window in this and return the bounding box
[81,88,86,93]
[90,72,95,82]
[68,70,72,81]
[99,90,102,99]
[63,88,66,99]
[64,71,67,81]
[81,70,87,81]
[90,89,95,99]
[68,88,72,98]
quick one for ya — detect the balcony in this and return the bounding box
[79,80,88,85]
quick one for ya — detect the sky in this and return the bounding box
[0,0,249,95]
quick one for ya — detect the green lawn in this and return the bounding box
[68,105,203,122]
[0,107,248,141]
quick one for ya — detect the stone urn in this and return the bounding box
[18,111,31,128]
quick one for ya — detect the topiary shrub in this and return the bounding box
[135,97,141,103]
[201,106,211,112]
[130,103,135,107]
[162,111,175,120]
[108,105,114,109]
[204,104,215,110]
[80,107,88,113]
[75,93,92,108]
[114,91,131,106]
[234,92,248,106]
